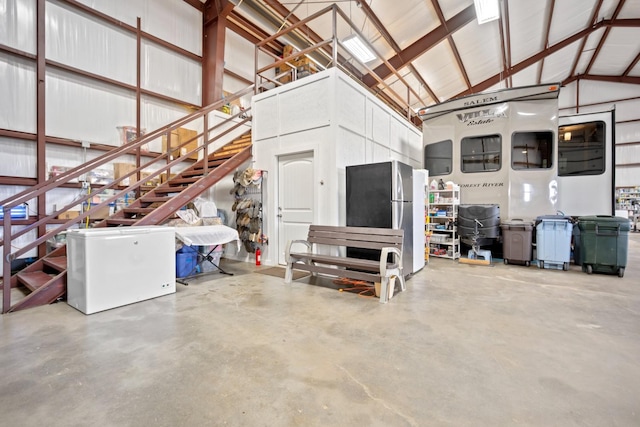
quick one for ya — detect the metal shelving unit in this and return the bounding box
[427,188,460,260]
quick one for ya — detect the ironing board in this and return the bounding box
[174,225,240,283]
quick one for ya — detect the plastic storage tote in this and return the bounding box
[176,245,198,278]
[535,215,573,270]
[500,220,533,266]
[577,216,630,277]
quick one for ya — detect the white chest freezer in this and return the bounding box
[66,226,176,314]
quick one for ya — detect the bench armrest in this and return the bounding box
[380,246,402,277]
[285,240,312,260]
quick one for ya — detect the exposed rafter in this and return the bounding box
[363,4,476,87]
[537,0,555,84]
[584,0,626,75]
[502,0,513,88]
[453,17,637,98]
[623,51,640,77]
[356,0,438,104]
[564,74,640,86]
[568,0,604,79]
[431,0,470,91]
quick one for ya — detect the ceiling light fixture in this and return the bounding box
[473,0,500,25]
[342,34,376,63]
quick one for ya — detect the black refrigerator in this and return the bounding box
[345,160,414,276]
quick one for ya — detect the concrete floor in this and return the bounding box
[1,234,639,427]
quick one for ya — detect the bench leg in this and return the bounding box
[284,262,293,283]
[379,277,389,304]
[397,274,406,292]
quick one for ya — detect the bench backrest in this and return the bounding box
[307,225,403,251]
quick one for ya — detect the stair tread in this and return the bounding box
[140,196,172,203]
[106,219,137,226]
[123,207,155,213]
[17,271,55,292]
[43,256,67,271]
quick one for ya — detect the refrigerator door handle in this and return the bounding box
[397,168,404,202]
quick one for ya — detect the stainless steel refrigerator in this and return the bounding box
[346,160,414,276]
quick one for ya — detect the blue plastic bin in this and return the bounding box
[176,246,198,278]
[535,216,573,270]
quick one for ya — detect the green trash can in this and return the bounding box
[577,216,631,277]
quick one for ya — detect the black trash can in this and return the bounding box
[577,216,630,277]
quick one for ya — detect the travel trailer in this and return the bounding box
[419,84,615,223]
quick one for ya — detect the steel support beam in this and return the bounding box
[363,4,476,87]
[455,19,612,98]
[584,0,626,75]
[36,0,47,259]
[203,1,233,105]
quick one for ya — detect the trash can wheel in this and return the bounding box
[618,267,625,278]
[504,259,508,265]
[525,261,530,267]
[563,262,568,271]
[586,264,593,274]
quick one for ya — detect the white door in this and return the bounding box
[557,110,615,216]
[278,152,314,265]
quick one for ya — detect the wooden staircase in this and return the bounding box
[6,132,252,313]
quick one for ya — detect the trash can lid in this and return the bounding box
[535,215,572,226]
[577,215,631,232]
[500,219,533,230]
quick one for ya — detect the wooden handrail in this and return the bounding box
[2,85,255,314]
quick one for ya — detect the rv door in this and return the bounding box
[557,110,615,217]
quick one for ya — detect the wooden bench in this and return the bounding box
[284,225,405,303]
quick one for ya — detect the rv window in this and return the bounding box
[424,140,452,176]
[511,131,553,170]
[558,121,605,176]
[461,135,501,173]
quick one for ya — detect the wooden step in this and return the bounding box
[203,159,228,168]
[9,271,66,312]
[105,218,138,226]
[154,187,189,195]
[43,256,67,271]
[211,150,245,159]
[178,171,207,179]
[140,196,172,204]
[168,177,199,185]
[122,207,155,215]
[16,271,54,292]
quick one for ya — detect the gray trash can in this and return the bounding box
[501,220,533,266]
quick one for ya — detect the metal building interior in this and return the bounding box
[1,0,640,425]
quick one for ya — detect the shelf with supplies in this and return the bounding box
[426,186,461,260]
[615,186,639,210]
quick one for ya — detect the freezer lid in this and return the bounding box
[67,226,175,239]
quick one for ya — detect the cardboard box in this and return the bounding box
[162,128,198,160]
[82,204,110,220]
[113,162,137,185]
[282,44,295,58]
[160,172,178,184]
[58,210,80,220]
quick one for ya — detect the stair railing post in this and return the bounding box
[203,112,209,175]
[3,209,12,313]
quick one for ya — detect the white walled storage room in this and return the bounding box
[1,1,640,426]
[251,67,422,266]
